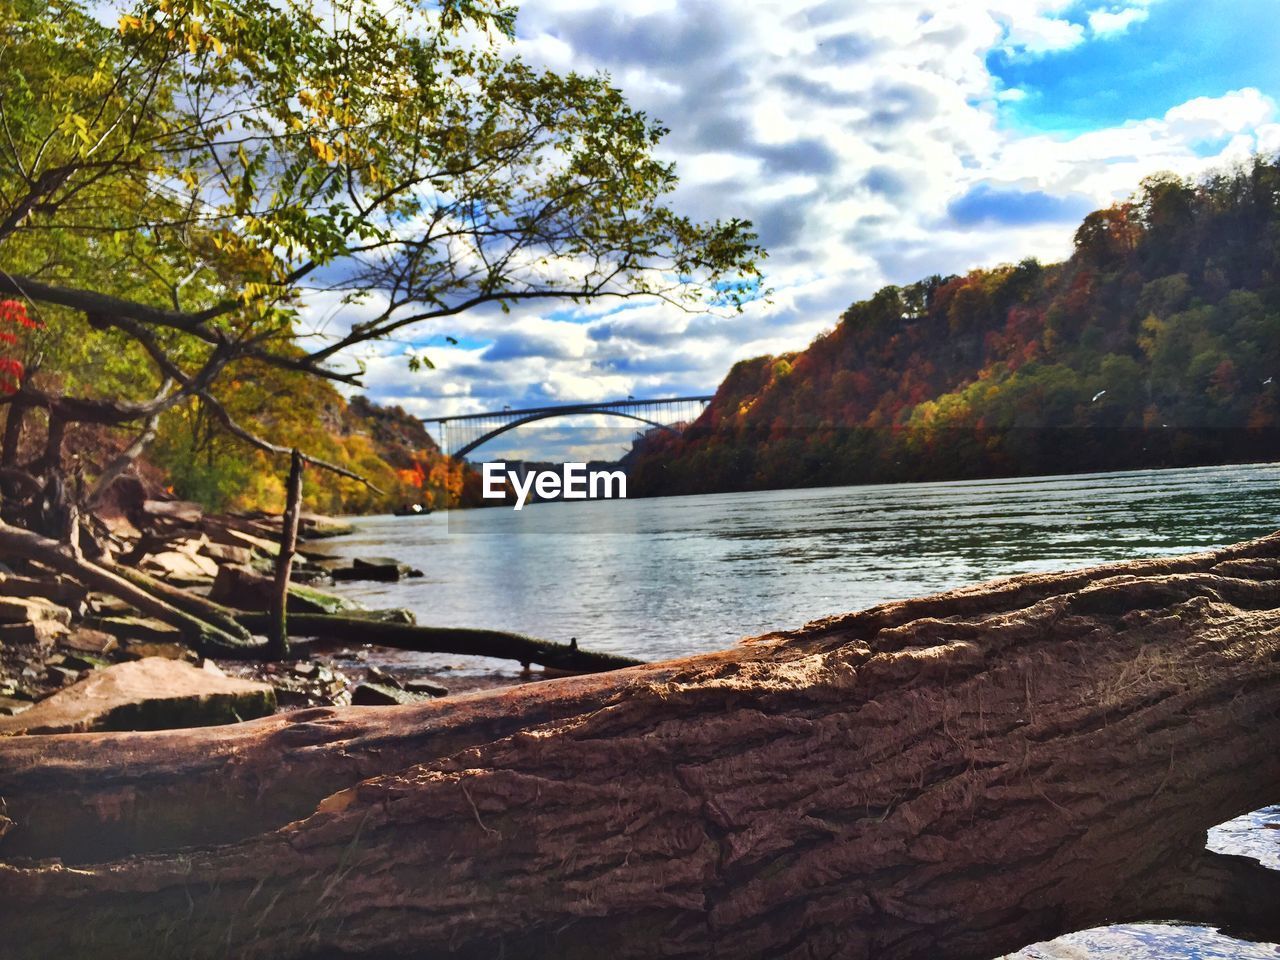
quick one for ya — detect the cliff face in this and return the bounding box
[345,395,443,465]
[331,395,474,512]
[629,157,1280,496]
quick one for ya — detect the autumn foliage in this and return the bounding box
[630,157,1280,495]
[0,299,36,394]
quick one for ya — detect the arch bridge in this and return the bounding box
[431,396,712,460]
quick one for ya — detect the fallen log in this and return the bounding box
[0,520,255,655]
[0,513,635,670]
[3,534,1280,959]
[233,611,644,672]
[109,562,254,642]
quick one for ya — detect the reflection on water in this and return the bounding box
[318,462,1280,960]
[321,462,1280,664]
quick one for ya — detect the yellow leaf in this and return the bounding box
[308,136,336,163]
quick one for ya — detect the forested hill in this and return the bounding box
[628,155,1280,496]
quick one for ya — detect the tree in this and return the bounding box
[2,535,1279,958]
[0,0,761,522]
[1072,203,1141,270]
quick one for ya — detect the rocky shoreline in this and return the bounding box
[0,498,506,733]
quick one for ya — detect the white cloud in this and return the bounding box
[1087,5,1150,37]
[1002,14,1086,54]
[311,0,1276,459]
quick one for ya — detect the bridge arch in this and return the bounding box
[450,408,677,461]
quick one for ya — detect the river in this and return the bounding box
[316,462,1280,960]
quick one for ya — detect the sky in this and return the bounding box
[315,0,1280,457]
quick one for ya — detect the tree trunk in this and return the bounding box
[1,397,25,467]
[269,448,304,659]
[85,409,162,510]
[2,534,1280,960]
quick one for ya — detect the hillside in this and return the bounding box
[145,387,469,516]
[628,155,1280,495]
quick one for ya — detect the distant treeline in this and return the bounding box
[627,155,1280,495]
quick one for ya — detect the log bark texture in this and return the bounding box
[3,534,1280,959]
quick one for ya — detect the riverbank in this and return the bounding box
[0,498,562,730]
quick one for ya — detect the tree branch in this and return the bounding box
[196,391,383,492]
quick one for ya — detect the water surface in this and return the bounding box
[323,462,1280,664]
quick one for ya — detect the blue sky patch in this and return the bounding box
[990,0,1280,135]
[948,184,1094,227]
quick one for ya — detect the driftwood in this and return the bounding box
[3,535,1280,959]
[0,520,253,652]
[233,612,644,672]
[0,517,634,671]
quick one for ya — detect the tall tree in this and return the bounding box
[0,0,761,516]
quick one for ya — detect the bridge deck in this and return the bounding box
[430,395,713,424]
[428,396,713,459]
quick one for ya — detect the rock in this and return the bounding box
[211,513,283,540]
[298,513,355,538]
[122,641,197,663]
[0,697,31,717]
[61,652,109,671]
[403,678,449,697]
[365,664,400,687]
[330,556,415,583]
[61,628,119,656]
[45,665,80,686]
[140,500,204,525]
[199,542,253,565]
[0,574,88,610]
[139,550,220,584]
[98,513,143,540]
[0,658,276,735]
[88,615,183,645]
[350,682,434,706]
[0,598,73,626]
[87,593,134,616]
[0,620,70,646]
[203,524,279,558]
[168,534,210,556]
[208,564,355,614]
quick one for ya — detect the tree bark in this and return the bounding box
[1,396,25,467]
[2,535,1280,960]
